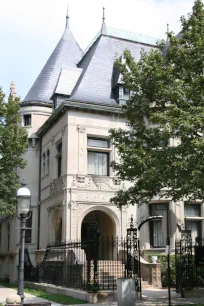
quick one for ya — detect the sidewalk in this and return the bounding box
[1,286,204,306]
[0,287,63,306]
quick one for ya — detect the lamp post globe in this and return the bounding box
[16,186,31,215]
[16,186,31,306]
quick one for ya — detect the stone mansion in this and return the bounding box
[0,12,203,282]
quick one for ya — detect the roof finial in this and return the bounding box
[10,81,17,101]
[167,23,170,42]
[65,4,69,29]
[101,7,106,35]
[103,7,105,23]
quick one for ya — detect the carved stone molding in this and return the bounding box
[69,201,79,210]
[72,175,96,189]
[77,125,86,133]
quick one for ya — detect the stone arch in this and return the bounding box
[78,206,120,240]
[51,208,62,244]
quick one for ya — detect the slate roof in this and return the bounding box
[70,29,157,105]
[23,16,83,104]
[23,17,158,106]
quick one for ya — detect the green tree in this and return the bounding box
[0,88,27,216]
[110,0,204,207]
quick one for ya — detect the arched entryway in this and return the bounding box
[81,210,116,260]
[81,210,116,240]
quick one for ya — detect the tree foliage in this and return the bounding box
[110,0,204,207]
[0,88,27,216]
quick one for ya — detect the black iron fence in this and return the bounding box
[175,231,204,297]
[38,236,141,293]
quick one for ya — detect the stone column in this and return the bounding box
[77,125,86,175]
[61,201,66,243]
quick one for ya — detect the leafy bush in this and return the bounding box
[148,254,176,287]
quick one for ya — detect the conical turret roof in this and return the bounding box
[24,14,83,104]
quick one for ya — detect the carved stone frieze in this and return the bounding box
[71,175,124,191]
[76,191,114,203]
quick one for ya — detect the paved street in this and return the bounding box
[1,286,204,305]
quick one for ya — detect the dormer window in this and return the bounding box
[23,114,31,126]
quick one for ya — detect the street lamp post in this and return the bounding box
[16,186,31,306]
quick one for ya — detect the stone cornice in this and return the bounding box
[37,100,123,137]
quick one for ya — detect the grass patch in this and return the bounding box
[0,281,86,305]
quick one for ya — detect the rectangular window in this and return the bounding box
[87,137,110,176]
[25,212,32,244]
[185,220,202,243]
[150,203,168,248]
[88,151,108,175]
[23,114,31,126]
[184,203,201,217]
[57,142,62,178]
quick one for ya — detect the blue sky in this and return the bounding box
[0,0,195,100]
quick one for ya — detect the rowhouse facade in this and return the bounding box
[0,11,204,282]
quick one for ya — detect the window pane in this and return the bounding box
[185,221,201,243]
[150,204,167,217]
[58,156,62,177]
[24,114,31,126]
[153,221,166,247]
[88,138,109,148]
[184,204,200,217]
[88,152,108,175]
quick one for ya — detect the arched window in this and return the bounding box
[46,150,50,175]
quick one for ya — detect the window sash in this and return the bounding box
[184,204,201,217]
[185,221,202,243]
[88,151,108,176]
[151,221,166,247]
[150,204,168,217]
[88,138,109,148]
[24,115,31,126]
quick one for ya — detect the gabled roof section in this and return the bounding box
[70,27,158,105]
[23,14,83,104]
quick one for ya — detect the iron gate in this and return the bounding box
[175,230,193,296]
[126,216,141,293]
[175,230,204,296]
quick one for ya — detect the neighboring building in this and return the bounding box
[0,11,203,283]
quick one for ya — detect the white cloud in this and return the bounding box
[0,0,195,98]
